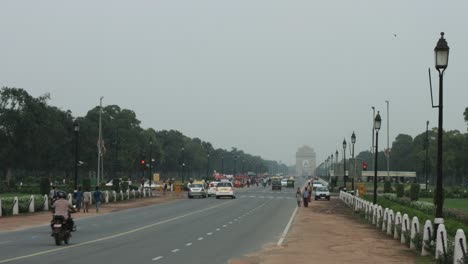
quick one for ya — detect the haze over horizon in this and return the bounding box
[2,0,468,165]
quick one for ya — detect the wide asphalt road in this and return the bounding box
[0,179,305,264]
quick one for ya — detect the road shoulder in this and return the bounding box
[0,192,185,232]
[230,197,416,264]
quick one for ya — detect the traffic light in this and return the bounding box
[140,159,146,169]
[362,162,367,171]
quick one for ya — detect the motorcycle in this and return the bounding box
[51,215,72,245]
[51,206,76,246]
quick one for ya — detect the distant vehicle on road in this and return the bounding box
[216,181,235,199]
[188,183,208,199]
[281,178,288,187]
[207,181,219,197]
[272,179,282,190]
[314,186,330,201]
[312,182,323,190]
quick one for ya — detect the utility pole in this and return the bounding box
[386,100,390,180]
[97,96,103,187]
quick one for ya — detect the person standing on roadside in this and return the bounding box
[307,182,313,203]
[94,186,102,213]
[302,187,309,207]
[83,188,91,213]
[49,186,57,203]
[75,187,83,212]
[295,187,302,207]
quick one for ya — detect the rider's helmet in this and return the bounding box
[56,191,67,199]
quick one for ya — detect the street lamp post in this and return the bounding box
[234,155,237,176]
[373,111,382,204]
[434,32,449,233]
[343,139,347,189]
[73,120,80,191]
[351,131,356,191]
[149,141,153,196]
[330,154,334,187]
[221,155,224,175]
[425,121,429,191]
[335,150,338,188]
[385,100,390,180]
[206,153,210,180]
[181,147,185,183]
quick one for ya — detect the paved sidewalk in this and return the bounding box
[230,197,416,264]
[0,192,185,232]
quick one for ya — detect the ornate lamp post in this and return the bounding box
[73,120,80,191]
[373,111,382,204]
[351,131,356,191]
[434,32,449,233]
[343,139,347,189]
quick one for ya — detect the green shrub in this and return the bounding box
[113,178,121,193]
[82,178,91,192]
[410,183,420,201]
[40,178,50,195]
[412,232,423,251]
[396,183,404,198]
[384,181,392,193]
[129,185,139,191]
[420,189,433,198]
[121,181,129,192]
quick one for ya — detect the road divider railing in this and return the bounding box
[0,187,171,218]
[340,191,468,263]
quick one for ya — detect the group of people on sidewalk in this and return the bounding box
[295,182,313,207]
[49,186,103,214]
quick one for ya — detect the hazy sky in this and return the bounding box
[1,0,468,165]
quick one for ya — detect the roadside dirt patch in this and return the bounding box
[0,192,185,232]
[230,198,416,264]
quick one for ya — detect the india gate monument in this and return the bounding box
[296,145,316,178]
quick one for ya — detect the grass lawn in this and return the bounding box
[421,197,468,214]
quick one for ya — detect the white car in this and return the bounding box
[215,181,235,199]
[207,181,219,197]
[188,183,208,199]
[314,186,330,201]
[312,182,323,190]
[281,178,288,187]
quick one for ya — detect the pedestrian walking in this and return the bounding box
[83,189,91,213]
[75,187,83,212]
[94,186,102,213]
[295,187,302,207]
[303,187,309,207]
[307,183,312,203]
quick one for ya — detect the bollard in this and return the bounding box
[383,208,389,232]
[43,194,49,211]
[394,212,402,239]
[454,229,467,264]
[113,191,117,202]
[410,216,420,249]
[377,206,383,228]
[387,210,394,236]
[132,190,135,199]
[401,214,410,245]
[120,190,124,201]
[422,220,433,256]
[29,195,35,213]
[12,197,19,215]
[372,204,378,225]
[126,190,130,200]
[105,191,109,203]
[68,193,73,204]
[0,199,2,217]
[435,224,448,261]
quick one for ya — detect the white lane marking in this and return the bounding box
[0,241,10,245]
[229,222,233,224]
[207,232,213,236]
[31,236,38,239]
[250,196,255,198]
[186,243,192,246]
[152,256,163,261]
[0,201,229,264]
[216,228,220,231]
[198,237,204,241]
[277,207,299,246]
[171,249,180,253]
[222,225,227,227]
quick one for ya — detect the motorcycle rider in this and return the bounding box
[51,191,76,233]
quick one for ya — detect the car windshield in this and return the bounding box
[217,182,232,187]
[191,184,203,188]
[317,187,328,192]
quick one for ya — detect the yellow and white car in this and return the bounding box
[215,181,235,199]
